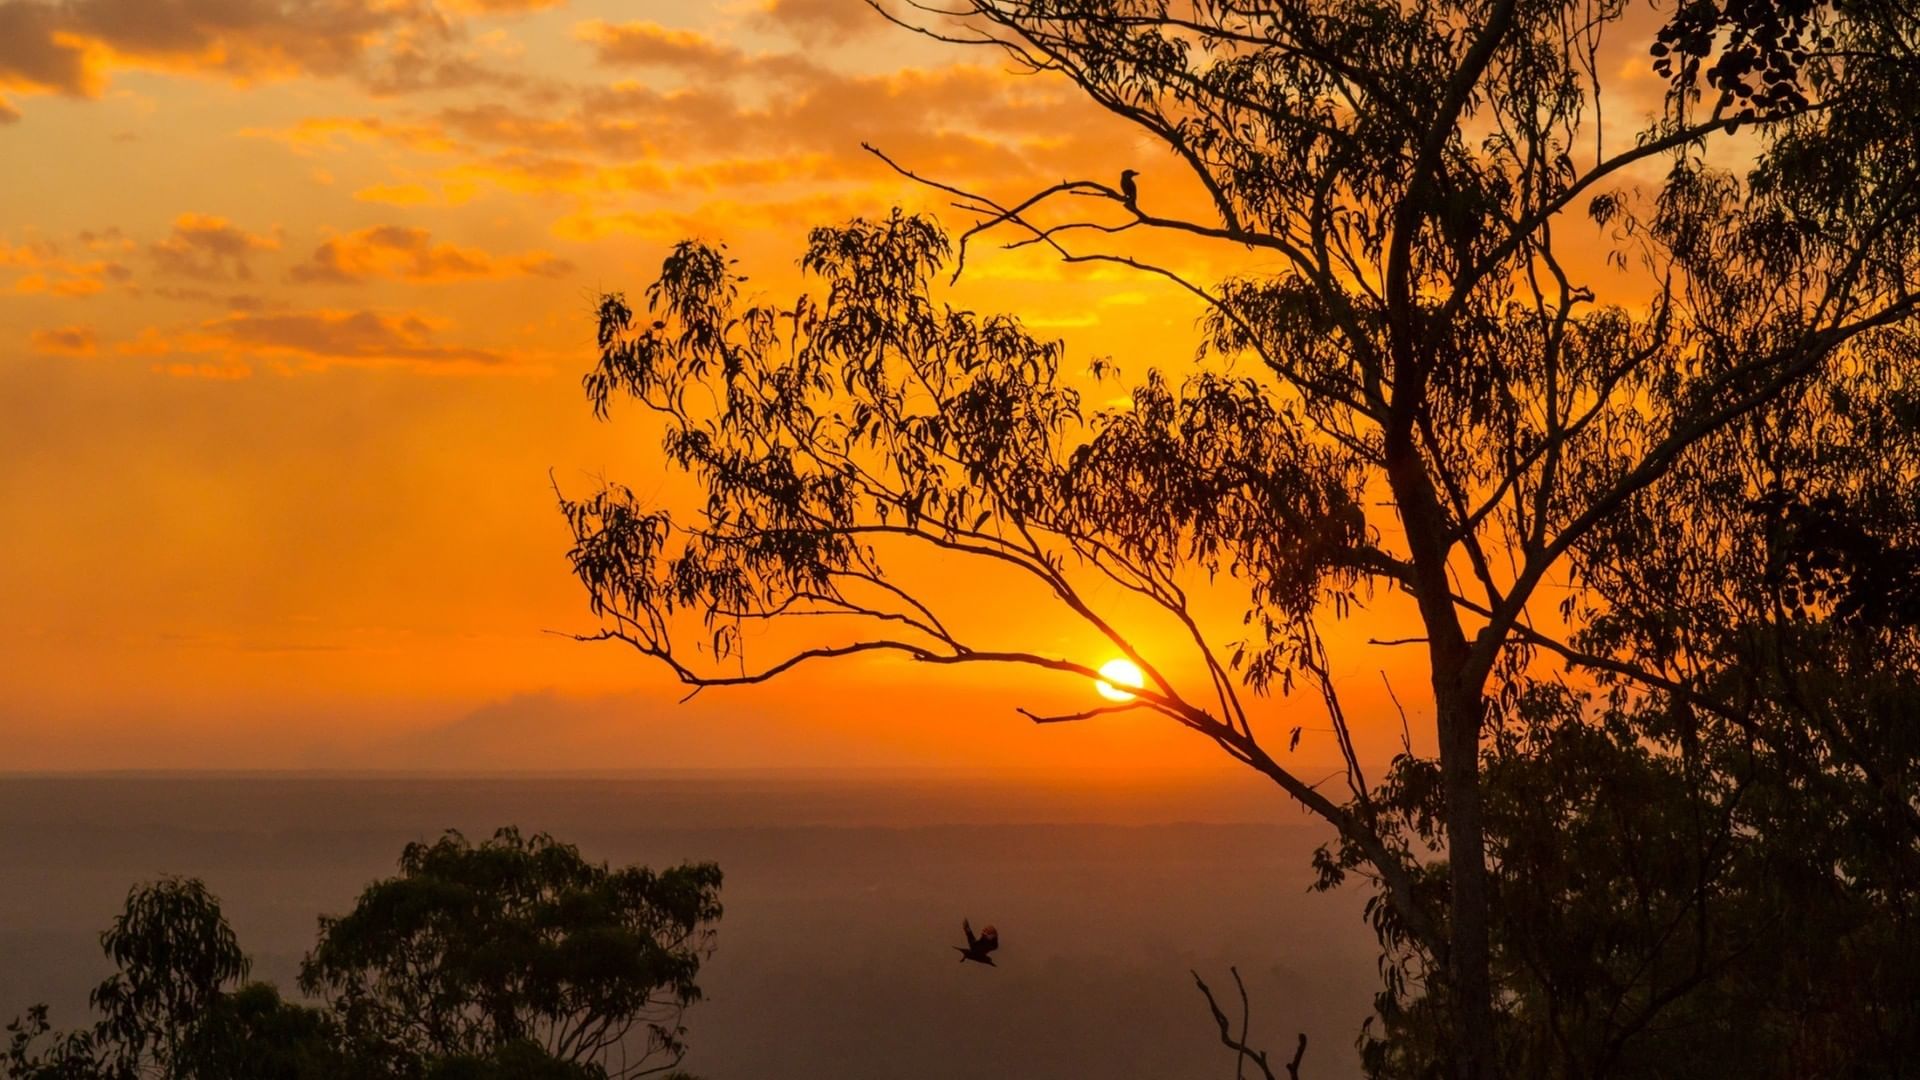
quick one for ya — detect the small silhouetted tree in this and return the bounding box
[6,1007,104,1080]
[300,828,722,1080]
[5,878,294,1080]
[559,1,1920,1075]
[90,879,248,1078]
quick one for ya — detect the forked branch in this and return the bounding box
[1193,966,1308,1080]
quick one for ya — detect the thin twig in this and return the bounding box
[1192,966,1307,1080]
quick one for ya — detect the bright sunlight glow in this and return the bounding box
[1095,658,1146,702]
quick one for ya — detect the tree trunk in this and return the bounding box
[1385,440,1500,1079]
[1437,681,1498,1079]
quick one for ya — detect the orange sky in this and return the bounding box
[0,1,1672,774]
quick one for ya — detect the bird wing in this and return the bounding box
[963,918,977,948]
[979,925,999,954]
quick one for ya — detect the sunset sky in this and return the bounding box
[0,0,1671,773]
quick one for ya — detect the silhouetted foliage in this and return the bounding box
[5,832,721,1080]
[1337,324,1920,1075]
[6,878,255,1080]
[560,1,1919,1076]
[173,984,361,1080]
[6,1006,103,1080]
[301,828,722,1080]
[1653,0,1830,113]
[91,878,248,1078]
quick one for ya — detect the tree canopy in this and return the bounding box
[302,828,722,1078]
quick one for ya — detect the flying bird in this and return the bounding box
[1119,169,1140,206]
[955,919,999,966]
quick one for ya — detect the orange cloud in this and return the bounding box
[289,225,571,284]
[28,325,98,356]
[148,285,271,311]
[241,28,1106,225]
[573,18,834,93]
[0,4,94,95]
[0,0,532,117]
[150,213,280,282]
[307,54,1095,214]
[122,308,508,373]
[244,115,461,155]
[2,236,132,296]
[575,20,749,72]
[353,182,456,206]
[75,226,137,254]
[13,272,102,297]
[756,0,893,43]
[550,191,883,243]
[153,359,252,380]
[0,239,54,267]
[442,0,566,12]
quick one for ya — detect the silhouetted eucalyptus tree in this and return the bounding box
[560,1,1920,1074]
[3,878,328,1080]
[0,879,271,1080]
[301,828,722,1080]
[93,879,249,1077]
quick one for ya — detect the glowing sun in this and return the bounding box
[1095,658,1146,702]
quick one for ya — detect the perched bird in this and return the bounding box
[1119,169,1140,206]
[955,918,999,966]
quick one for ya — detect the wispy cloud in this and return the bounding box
[28,324,98,356]
[149,214,281,283]
[0,0,542,117]
[122,307,509,374]
[289,225,571,284]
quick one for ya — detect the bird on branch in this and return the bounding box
[955,918,999,966]
[1119,169,1139,207]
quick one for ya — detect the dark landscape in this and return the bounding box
[0,774,1377,1079]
